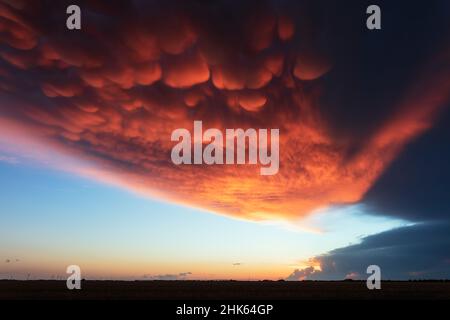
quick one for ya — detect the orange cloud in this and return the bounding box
[277,15,295,41]
[238,91,267,112]
[0,0,449,223]
[163,51,210,88]
[293,50,332,81]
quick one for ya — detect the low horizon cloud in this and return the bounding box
[144,272,192,281]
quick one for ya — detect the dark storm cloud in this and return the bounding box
[288,222,450,280]
[281,0,450,280]
[364,108,450,222]
[288,106,450,280]
[289,102,450,280]
[318,0,450,146]
[286,107,450,280]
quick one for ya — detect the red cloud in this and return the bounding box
[237,90,267,112]
[163,51,210,88]
[0,1,449,222]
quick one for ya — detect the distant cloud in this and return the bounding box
[232,263,243,266]
[288,223,450,280]
[286,266,316,281]
[4,258,20,264]
[144,272,192,280]
[178,272,192,277]
[0,155,18,164]
[344,272,360,280]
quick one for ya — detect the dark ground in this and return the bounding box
[1,280,450,300]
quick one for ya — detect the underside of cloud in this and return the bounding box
[0,0,449,223]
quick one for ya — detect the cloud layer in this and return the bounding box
[287,222,450,280]
[0,0,449,223]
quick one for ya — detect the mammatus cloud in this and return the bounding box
[0,0,449,222]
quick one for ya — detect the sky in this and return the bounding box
[0,0,450,280]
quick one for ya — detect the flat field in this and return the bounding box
[1,280,449,300]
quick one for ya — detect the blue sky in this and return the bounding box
[0,158,408,280]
